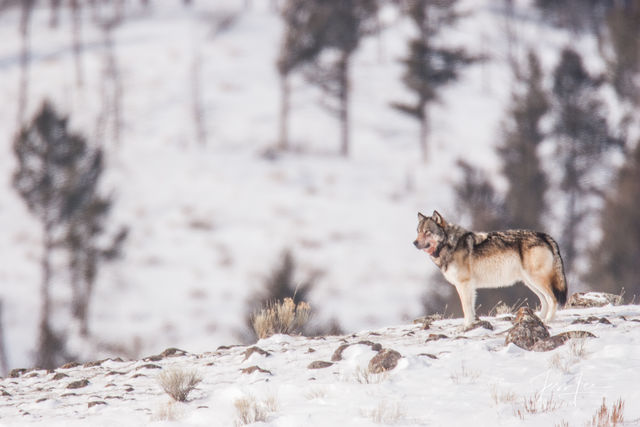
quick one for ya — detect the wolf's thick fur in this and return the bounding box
[414,211,567,326]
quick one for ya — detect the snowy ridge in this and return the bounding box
[1,304,639,426]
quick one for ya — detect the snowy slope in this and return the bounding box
[1,305,640,426]
[0,1,612,372]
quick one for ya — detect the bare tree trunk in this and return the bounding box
[191,50,207,146]
[70,0,85,87]
[49,0,62,28]
[16,0,35,128]
[338,53,350,157]
[35,222,57,369]
[0,300,8,376]
[420,109,429,162]
[278,73,290,151]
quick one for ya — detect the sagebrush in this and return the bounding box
[157,368,202,402]
[251,297,311,339]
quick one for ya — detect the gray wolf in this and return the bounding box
[414,210,567,327]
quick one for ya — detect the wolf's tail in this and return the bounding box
[543,234,568,306]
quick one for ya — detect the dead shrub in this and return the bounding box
[157,368,202,402]
[251,297,311,339]
[362,401,405,424]
[234,394,278,426]
[513,391,562,419]
[588,398,624,427]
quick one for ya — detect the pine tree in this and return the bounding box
[276,0,325,151]
[13,100,124,367]
[498,51,549,230]
[551,48,622,275]
[300,0,379,156]
[392,0,476,162]
[586,141,640,298]
[601,1,640,106]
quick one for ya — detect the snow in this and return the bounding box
[0,1,632,420]
[1,305,640,426]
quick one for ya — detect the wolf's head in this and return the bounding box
[413,210,447,256]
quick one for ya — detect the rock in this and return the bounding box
[88,401,107,408]
[8,369,27,378]
[137,363,161,370]
[504,308,550,350]
[331,341,382,362]
[160,347,188,357]
[566,292,623,308]
[571,316,612,325]
[307,361,333,369]
[463,320,494,331]
[531,330,597,352]
[425,334,448,342]
[418,353,438,359]
[60,362,81,369]
[242,346,271,361]
[240,365,272,375]
[368,349,402,374]
[52,372,69,381]
[67,379,90,389]
[83,359,107,368]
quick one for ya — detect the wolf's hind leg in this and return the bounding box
[522,275,549,320]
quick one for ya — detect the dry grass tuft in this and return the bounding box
[353,366,389,384]
[489,384,517,405]
[157,368,202,402]
[548,338,589,374]
[152,401,183,421]
[513,392,562,419]
[234,394,278,426]
[450,363,481,384]
[588,398,625,427]
[362,401,405,424]
[251,298,311,339]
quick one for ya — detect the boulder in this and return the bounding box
[505,308,550,350]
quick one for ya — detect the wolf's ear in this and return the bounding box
[418,212,428,221]
[432,210,446,226]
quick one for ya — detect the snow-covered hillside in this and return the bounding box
[0,0,614,372]
[1,304,639,426]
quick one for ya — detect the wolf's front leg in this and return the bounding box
[454,282,477,327]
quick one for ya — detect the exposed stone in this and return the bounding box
[60,362,81,369]
[331,341,382,362]
[66,379,90,389]
[571,316,612,325]
[418,353,438,359]
[52,372,69,381]
[242,346,271,361]
[240,365,272,375]
[8,369,27,378]
[137,363,161,370]
[83,359,107,368]
[464,320,494,331]
[88,401,107,408]
[307,361,333,369]
[160,347,188,357]
[566,292,623,308]
[531,330,597,352]
[505,308,550,350]
[425,334,448,342]
[368,349,402,374]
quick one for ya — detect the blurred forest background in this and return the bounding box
[0,0,638,374]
